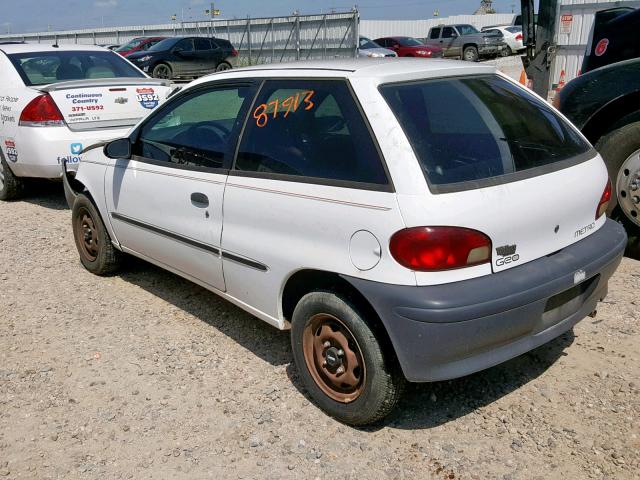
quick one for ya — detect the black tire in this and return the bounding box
[0,155,25,201]
[502,46,512,56]
[152,63,172,80]
[463,45,479,62]
[215,61,232,72]
[71,193,122,275]
[595,121,640,235]
[291,291,404,425]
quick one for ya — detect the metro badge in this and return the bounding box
[136,87,160,109]
[4,139,18,162]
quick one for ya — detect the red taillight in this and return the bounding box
[231,48,238,57]
[389,226,492,272]
[19,94,65,127]
[596,180,612,220]
[515,33,523,41]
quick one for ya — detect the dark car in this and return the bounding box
[373,36,443,58]
[555,7,640,237]
[127,36,238,80]
[115,37,166,57]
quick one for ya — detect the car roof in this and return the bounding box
[0,43,111,54]
[190,58,497,87]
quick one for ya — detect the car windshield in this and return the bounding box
[397,37,424,47]
[359,37,381,49]
[457,24,479,35]
[380,75,591,189]
[115,38,144,52]
[7,50,146,86]
[147,38,179,52]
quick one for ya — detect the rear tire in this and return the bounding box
[152,63,172,80]
[0,155,25,201]
[215,61,232,72]
[463,45,479,62]
[595,121,640,235]
[291,291,404,426]
[71,193,122,275]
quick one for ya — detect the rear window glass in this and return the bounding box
[8,51,145,86]
[380,75,591,189]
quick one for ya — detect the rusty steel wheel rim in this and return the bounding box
[75,207,99,262]
[302,313,366,403]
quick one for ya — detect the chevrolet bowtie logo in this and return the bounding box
[496,244,517,257]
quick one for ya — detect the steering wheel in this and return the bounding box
[193,122,231,139]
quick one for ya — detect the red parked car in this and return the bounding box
[115,37,166,57]
[373,36,443,58]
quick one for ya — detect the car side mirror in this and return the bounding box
[104,138,131,160]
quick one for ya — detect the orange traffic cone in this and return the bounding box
[556,69,566,91]
[519,69,527,85]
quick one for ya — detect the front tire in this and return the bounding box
[71,194,122,275]
[0,155,25,201]
[152,63,172,80]
[291,291,404,425]
[463,45,479,62]
[595,121,640,235]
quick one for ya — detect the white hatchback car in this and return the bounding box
[0,43,172,200]
[63,59,627,425]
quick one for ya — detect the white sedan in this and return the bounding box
[0,43,172,200]
[482,26,525,55]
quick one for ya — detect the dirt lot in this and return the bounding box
[1,185,639,480]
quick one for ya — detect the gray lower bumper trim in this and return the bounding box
[342,219,627,382]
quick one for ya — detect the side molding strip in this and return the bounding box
[111,212,220,255]
[110,212,269,272]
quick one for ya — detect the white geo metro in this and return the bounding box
[0,43,172,200]
[63,59,626,425]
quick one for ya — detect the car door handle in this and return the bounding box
[190,192,209,208]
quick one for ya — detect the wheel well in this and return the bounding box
[281,269,395,354]
[582,92,640,144]
[463,43,477,52]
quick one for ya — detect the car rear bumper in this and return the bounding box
[478,44,506,55]
[342,219,627,382]
[11,126,129,179]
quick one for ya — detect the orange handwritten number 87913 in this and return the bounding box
[253,90,315,128]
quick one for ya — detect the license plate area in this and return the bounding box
[539,274,600,331]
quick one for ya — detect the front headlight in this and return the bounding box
[416,50,432,56]
[138,55,152,62]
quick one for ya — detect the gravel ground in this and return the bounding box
[1,184,639,480]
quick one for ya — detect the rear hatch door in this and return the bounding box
[381,73,607,275]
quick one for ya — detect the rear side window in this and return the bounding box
[235,79,389,188]
[195,38,211,51]
[442,27,455,38]
[380,75,591,191]
[7,51,144,86]
[429,28,441,39]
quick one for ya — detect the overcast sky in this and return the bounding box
[1,0,530,34]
